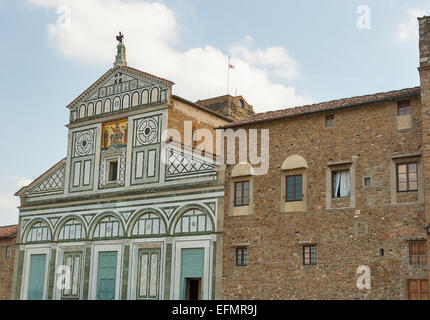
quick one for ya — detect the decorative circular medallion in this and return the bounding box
[75,131,93,156]
[137,118,158,145]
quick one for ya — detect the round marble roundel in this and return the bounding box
[75,131,94,156]
[137,118,158,145]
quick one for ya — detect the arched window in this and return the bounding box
[93,215,123,239]
[96,101,102,115]
[132,91,139,107]
[58,218,84,241]
[238,99,245,108]
[26,221,51,243]
[113,96,121,111]
[87,103,94,117]
[174,209,213,234]
[122,94,130,109]
[151,88,159,103]
[131,213,166,236]
[141,90,149,105]
[104,99,111,113]
[79,105,86,118]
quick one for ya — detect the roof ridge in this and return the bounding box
[222,86,421,128]
[253,86,420,118]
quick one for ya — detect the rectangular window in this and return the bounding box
[61,252,82,300]
[325,115,335,128]
[286,175,303,202]
[397,162,418,192]
[409,240,427,266]
[303,245,317,266]
[5,246,10,259]
[398,100,411,116]
[234,181,250,207]
[236,247,248,267]
[332,170,350,198]
[108,161,119,182]
[408,279,428,300]
[364,177,371,187]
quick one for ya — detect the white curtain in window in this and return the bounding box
[334,171,341,197]
[340,170,350,197]
[334,170,350,197]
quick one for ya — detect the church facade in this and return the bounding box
[13,37,252,300]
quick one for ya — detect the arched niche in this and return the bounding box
[122,94,130,109]
[173,208,214,235]
[129,212,167,237]
[92,214,124,239]
[87,103,94,117]
[79,105,86,118]
[25,220,52,243]
[104,99,111,113]
[281,155,308,171]
[141,90,149,105]
[132,91,140,107]
[56,217,86,241]
[150,87,159,103]
[232,162,254,177]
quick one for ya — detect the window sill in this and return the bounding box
[391,202,424,207]
[102,181,121,189]
[280,210,307,214]
[396,191,418,194]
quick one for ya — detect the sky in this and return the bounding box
[0,0,428,226]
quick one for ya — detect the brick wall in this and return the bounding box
[196,95,254,121]
[222,97,427,299]
[0,235,17,300]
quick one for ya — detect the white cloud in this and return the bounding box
[230,36,298,80]
[25,0,312,112]
[0,194,19,226]
[398,5,428,43]
[16,179,33,189]
[0,174,32,226]
[0,194,19,210]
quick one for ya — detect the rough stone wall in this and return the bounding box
[419,15,430,298]
[0,236,16,300]
[196,95,254,121]
[222,97,427,299]
[169,98,229,155]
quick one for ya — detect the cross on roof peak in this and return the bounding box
[116,32,124,44]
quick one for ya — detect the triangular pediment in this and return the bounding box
[103,145,123,157]
[67,65,174,112]
[165,144,218,181]
[16,159,66,196]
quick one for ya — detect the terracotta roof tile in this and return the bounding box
[220,86,421,128]
[0,225,18,238]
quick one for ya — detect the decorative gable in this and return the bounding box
[18,159,66,197]
[165,146,218,182]
[69,66,173,123]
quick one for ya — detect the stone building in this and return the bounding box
[12,35,252,300]
[0,225,17,300]
[220,17,430,300]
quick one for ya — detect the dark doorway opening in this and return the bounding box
[186,278,201,300]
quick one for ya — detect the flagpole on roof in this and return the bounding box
[227,56,230,96]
